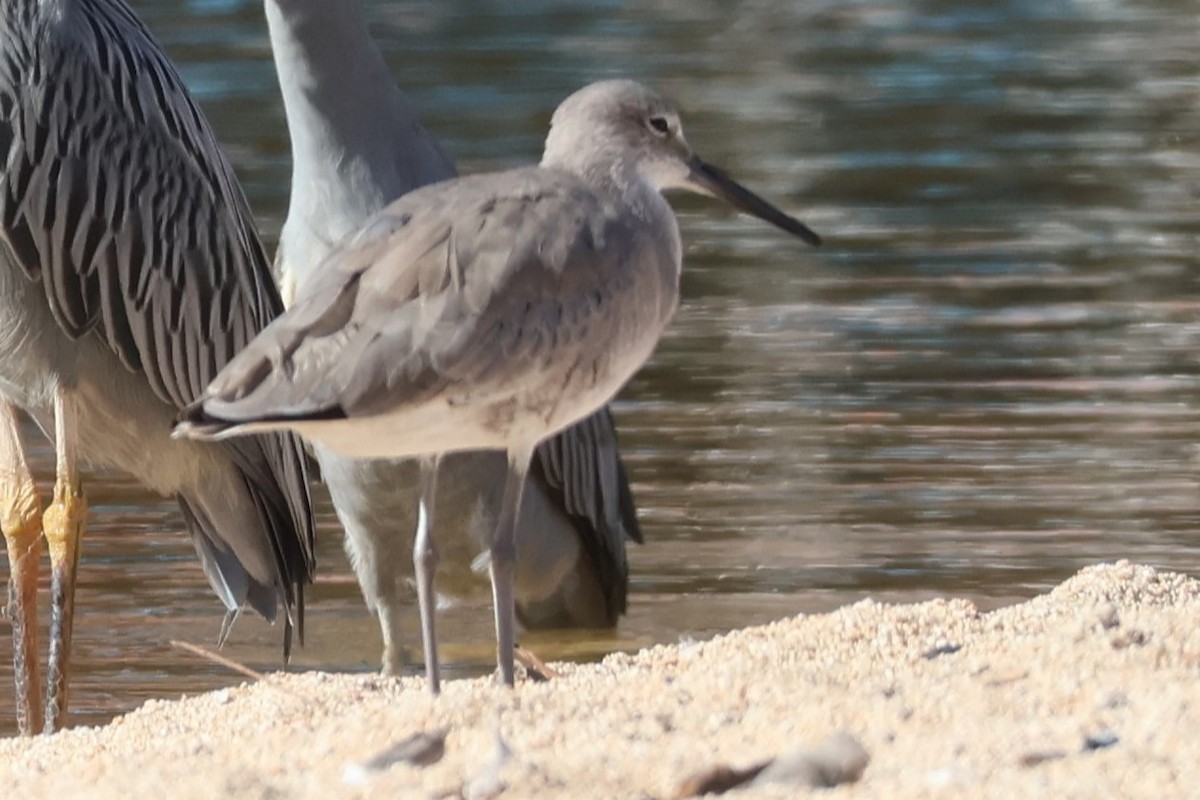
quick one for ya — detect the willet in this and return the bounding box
[0,0,316,733]
[263,0,642,678]
[174,79,821,689]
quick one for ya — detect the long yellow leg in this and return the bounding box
[42,388,87,734]
[0,401,44,735]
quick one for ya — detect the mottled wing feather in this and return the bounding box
[200,168,643,426]
[0,6,273,407]
[0,1,316,616]
[531,406,643,620]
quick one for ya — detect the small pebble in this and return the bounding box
[1019,750,1067,768]
[341,728,447,786]
[752,731,870,789]
[1083,730,1119,751]
[1110,629,1149,649]
[674,731,869,797]
[922,643,962,659]
[1096,603,1120,630]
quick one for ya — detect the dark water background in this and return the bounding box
[3,0,1200,733]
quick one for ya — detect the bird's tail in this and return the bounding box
[173,398,344,442]
[173,408,296,446]
[175,431,316,657]
[171,419,236,440]
[172,397,253,441]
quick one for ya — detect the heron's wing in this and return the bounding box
[0,2,315,613]
[531,406,643,621]
[0,5,278,404]
[195,168,652,424]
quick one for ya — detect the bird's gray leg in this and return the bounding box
[376,603,407,677]
[0,401,45,735]
[42,387,87,734]
[413,455,441,693]
[490,446,533,687]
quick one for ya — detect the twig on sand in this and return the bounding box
[514,644,560,681]
[170,640,267,682]
[170,639,317,705]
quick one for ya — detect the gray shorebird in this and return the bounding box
[174,79,821,689]
[0,0,316,733]
[263,0,641,678]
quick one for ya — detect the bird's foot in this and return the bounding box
[380,643,412,678]
[1,486,45,736]
[42,487,87,570]
[42,488,87,734]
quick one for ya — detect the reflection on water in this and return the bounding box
[3,0,1200,733]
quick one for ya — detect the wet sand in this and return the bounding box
[1,561,1197,798]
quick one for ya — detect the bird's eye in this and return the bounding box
[648,116,671,136]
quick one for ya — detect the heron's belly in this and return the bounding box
[0,259,77,410]
[317,436,590,605]
[0,258,212,494]
[317,447,505,590]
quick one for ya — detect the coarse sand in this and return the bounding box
[2,560,1198,799]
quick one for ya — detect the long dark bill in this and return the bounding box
[685,156,822,247]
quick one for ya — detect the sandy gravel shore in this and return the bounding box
[2,561,1198,798]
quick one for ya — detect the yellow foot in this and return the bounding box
[43,489,87,734]
[42,489,88,569]
[2,496,44,736]
[0,476,42,541]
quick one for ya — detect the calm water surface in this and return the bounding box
[3,0,1200,732]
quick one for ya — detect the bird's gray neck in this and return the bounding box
[542,146,682,275]
[541,144,646,206]
[264,0,402,214]
[264,0,454,283]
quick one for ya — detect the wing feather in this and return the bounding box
[531,407,643,620]
[196,168,643,429]
[0,0,316,619]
